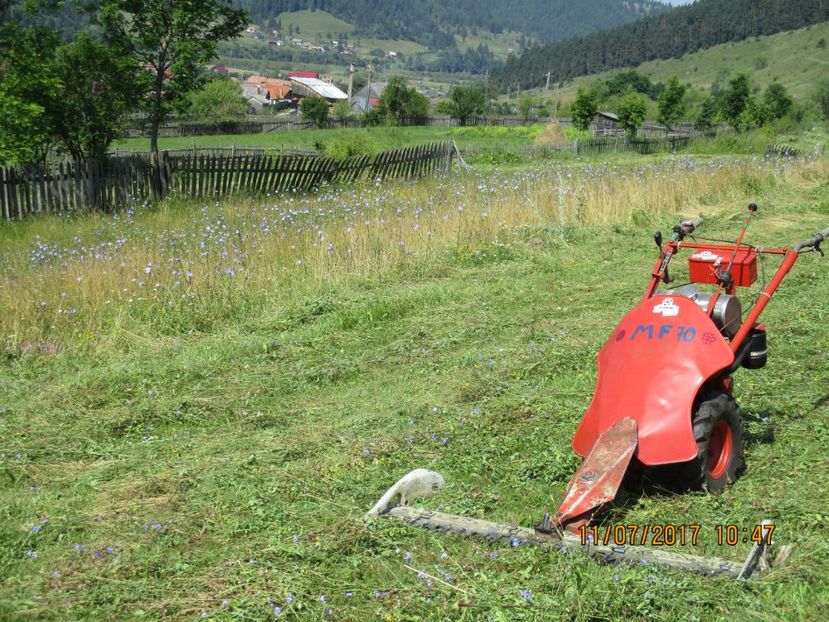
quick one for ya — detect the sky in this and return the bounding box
[663,0,695,5]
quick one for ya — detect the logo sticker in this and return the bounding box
[691,250,722,263]
[652,297,680,317]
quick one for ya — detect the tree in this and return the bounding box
[333,99,352,122]
[815,78,829,120]
[721,73,751,131]
[570,88,598,131]
[99,0,248,159]
[657,76,686,130]
[617,93,647,138]
[375,76,429,123]
[0,19,57,165]
[763,82,793,120]
[0,4,138,165]
[741,96,771,128]
[187,77,248,124]
[447,84,485,126]
[695,95,718,132]
[518,97,535,122]
[49,33,141,161]
[301,95,329,129]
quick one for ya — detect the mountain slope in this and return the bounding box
[245,0,669,47]
[498,0,829,89]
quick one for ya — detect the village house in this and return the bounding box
[351,82,386,113]
[593,111,620,131]
[242,75,293,111]
[289,76,348,108]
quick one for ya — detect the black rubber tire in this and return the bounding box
[658,392,745,492]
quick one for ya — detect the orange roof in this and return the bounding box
[243,76,292,99]
[243,75,269,86]
[264,79,292,99]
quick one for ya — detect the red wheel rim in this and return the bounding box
[707,420,733,479]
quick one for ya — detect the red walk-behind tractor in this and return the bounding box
[369,206,829,579]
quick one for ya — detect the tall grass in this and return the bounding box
[1,156,824,353]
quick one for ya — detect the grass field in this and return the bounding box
[276,10,356,38]
[2,137,829,620]
[114,125,560,155]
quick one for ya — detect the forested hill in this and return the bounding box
[497,0,829,90]
[245,0,668,47]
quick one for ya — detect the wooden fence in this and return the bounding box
[0,142,453,220]
[123,114,565,138]
[574,135,691,156]
[0,156,157,220]
[458,135,692,159]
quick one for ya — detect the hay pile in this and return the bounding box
[533,120,569,147]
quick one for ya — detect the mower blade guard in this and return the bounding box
[552,417,637,532]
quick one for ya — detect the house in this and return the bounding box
[289,76,347,107]
[246,93,270,112]
[210,65,229,75]
[593,111,619,131]
[351,82,386,113]
[288,71,320,80]
[242,75,293,106]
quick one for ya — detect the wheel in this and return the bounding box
[654,392,745,492]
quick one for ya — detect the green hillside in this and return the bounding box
[529,21,829,108]
[499,0,829,90]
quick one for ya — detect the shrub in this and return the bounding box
[325,133,375,161]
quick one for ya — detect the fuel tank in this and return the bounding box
[572,295,735,466]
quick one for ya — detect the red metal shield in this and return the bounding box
[573,295,735,466]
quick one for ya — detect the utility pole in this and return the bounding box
[553,81,561,120]
[545,71,551,95]
[347,63,354,104]
[365,63,373,112]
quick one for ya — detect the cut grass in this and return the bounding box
[1,149,828,621]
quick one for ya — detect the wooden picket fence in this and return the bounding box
[0,141,453,221]
[574,135,691,156]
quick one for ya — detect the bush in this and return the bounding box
[571,88,598,131]
[617,93,647,137]
[187,78,248,124]
[814,78,829,120]
[325,133,375,161]
[300,96,329,129]
[332,100,352,122]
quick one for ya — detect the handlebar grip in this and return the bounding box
[681,217,704,231]
[794,225,829,252]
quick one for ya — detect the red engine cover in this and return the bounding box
[573,295,735,466]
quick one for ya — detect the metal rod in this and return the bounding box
[730,249,798,353]
[386,507,770,579]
